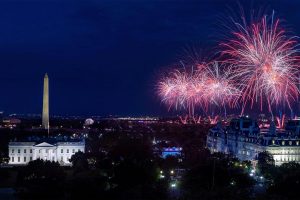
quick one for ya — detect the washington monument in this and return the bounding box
[42,73,49,129]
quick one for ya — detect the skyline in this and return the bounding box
[1,0,300,116]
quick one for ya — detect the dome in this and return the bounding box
[84,118,94,126]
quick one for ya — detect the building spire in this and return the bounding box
[42,73,49,130]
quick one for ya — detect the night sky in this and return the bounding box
[0,0,299,116]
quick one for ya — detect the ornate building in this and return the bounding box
[207,117,300,165]
[8,138,85,166]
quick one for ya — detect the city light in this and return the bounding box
[170,183,177,188]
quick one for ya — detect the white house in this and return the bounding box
[8,140,85,166]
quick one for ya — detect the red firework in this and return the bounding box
[220,12,300,113]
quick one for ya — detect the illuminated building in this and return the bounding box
[161,147,182,158]
[207,117,300,165]
[8,138,85,166]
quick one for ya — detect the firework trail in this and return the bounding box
[220,12,300,114]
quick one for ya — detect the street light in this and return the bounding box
[170,183,176,188]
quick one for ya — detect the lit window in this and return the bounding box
[282,141,285,145]
[289,141,292,146]
[297,141,299,146]
[272,140,275,145]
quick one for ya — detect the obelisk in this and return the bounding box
[42,73,49,129]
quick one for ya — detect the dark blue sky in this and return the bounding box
[0,0,299,116]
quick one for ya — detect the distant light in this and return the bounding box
[170,170,174,174]
[251,169,255,173]
[170,183,176,188]
[160,175,165,179]
[160,170,163,174]
[260,176,263,179]
[249,173,254,177]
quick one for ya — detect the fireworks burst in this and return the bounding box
[157,67,203,117]
[157,62,240,117]
[220,12,300,113]
[204,62,241,109]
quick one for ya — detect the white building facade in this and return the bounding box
[8,140,85,166]
[207,117,300,166]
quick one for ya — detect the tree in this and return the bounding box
[16,159,65,198]
[109,137,168,199]
[182,153,254,199]
[257,151,275,178]
[70,151,89,173]
[266,162,300,199]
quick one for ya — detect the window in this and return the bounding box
[30,157,32,161]
[30,149,32,153]
[289,141,292,146]
[46,149,48,153]
[61,156,63,161]
[67,149,69,153]
[52,157,55,161]
[297,141,299,146]
[24,149,26,153]
[282,141,285,145]
[12,149,14,154]
[24,157,26,162]
[39,149,41,153]
[72,149,75,153]
[18,149,20,153]
[12,157,14,162]
[61,149,63,153]
[18,157,20,162]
